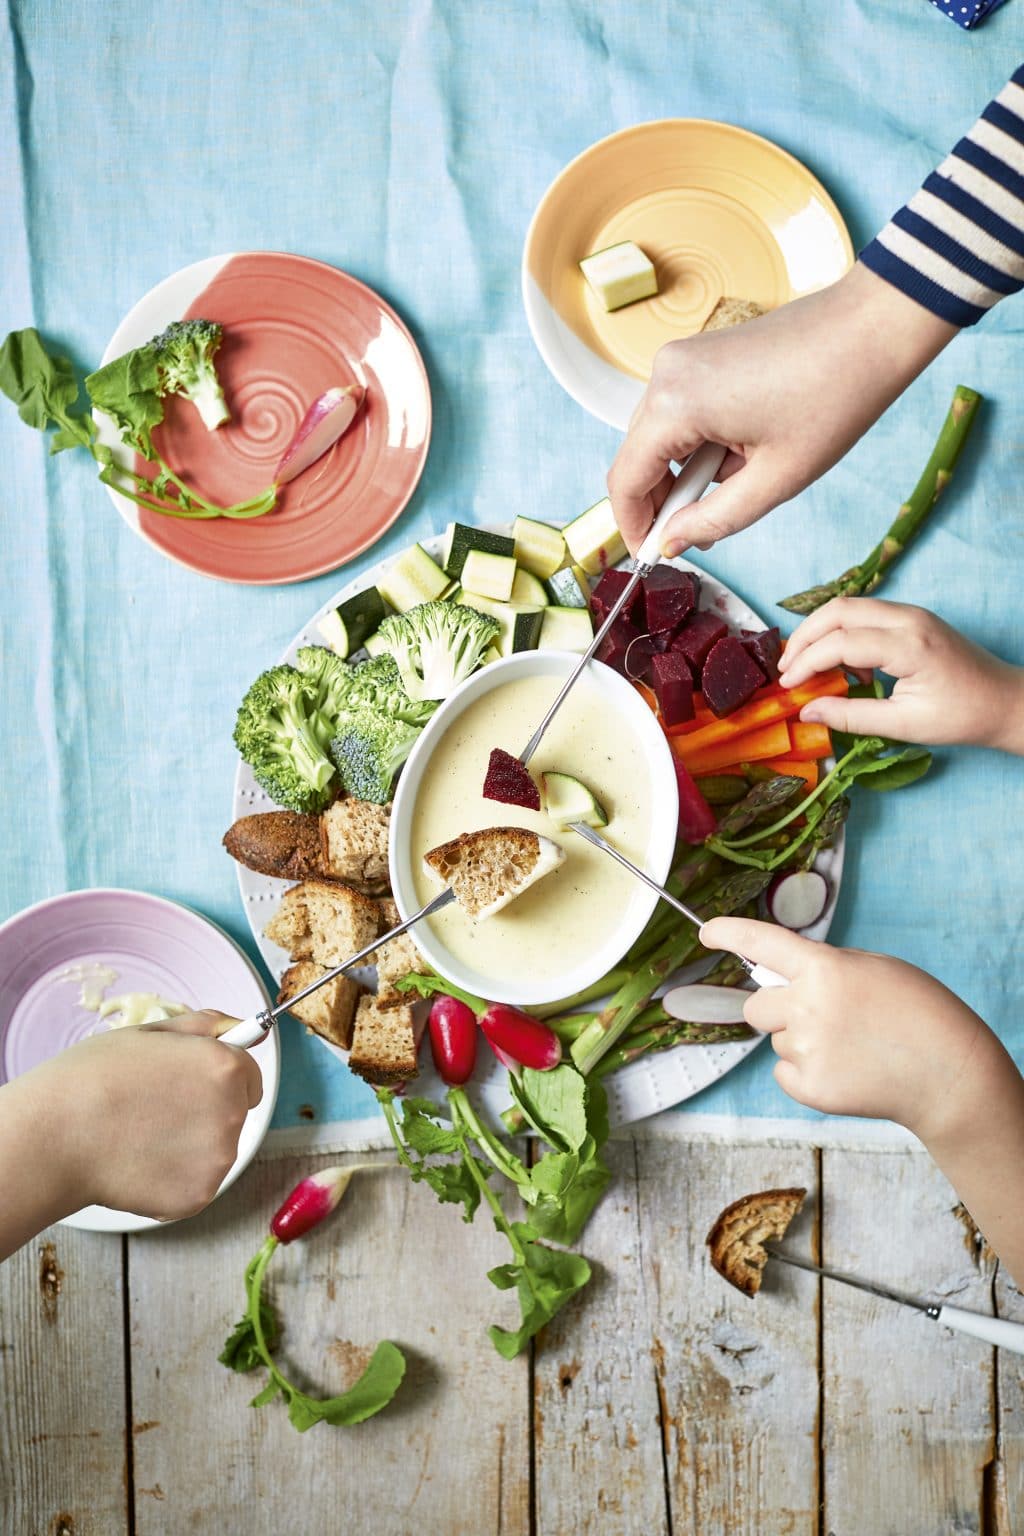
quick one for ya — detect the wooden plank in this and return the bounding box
[533,1138,669,1536]
[635,1136,820,1535]
[991,1241,1024,1532]
[127,1150,530,1535]
[821,1148,996,1536]
[0,1224,128,1534]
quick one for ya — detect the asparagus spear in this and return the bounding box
[571,869,772,1076]
[593,1018,755,1078]
[779,385,981,615]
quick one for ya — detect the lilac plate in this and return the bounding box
[0,888,279,1233]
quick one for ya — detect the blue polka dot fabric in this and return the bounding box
[930,0,1010,26]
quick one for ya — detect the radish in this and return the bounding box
[428,995,478,1086]
[661,984,751,1025]
[274,384,365,486]
[481,1004,561,1072]
[766,869,829,930]
[269,1165,355,1243]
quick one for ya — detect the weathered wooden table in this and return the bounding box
[2,1126,1021,1535]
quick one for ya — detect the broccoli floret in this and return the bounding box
[151,319,229,431]
[295,646,439,728]
[330,710,420,804]
[374,602,500,702]
[233,664,336,813]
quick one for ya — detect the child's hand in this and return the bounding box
[778,596,1024,752]
[700,917,1001,1143]
[39,1011,263,1220]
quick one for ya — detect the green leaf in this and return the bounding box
[218,1293,281,1373]
[529,1150,580,1200]
[282,1342,407,1432]
[0,327,95,453]
[400,1097,463,1158]
[392,971,486,1014]
[85,343,165,459]
[250,1379,283,1408]
[487,1235,592,1359]
[509,1063,590,1153]
[857,748,933,792]
[419,1157,487,1221]
[528,1155,612,1247]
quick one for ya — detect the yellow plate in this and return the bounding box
[523,119,854,428]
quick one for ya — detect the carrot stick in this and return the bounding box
[676,718,792,776]
[666,670,848,756]
[786,721,832,761]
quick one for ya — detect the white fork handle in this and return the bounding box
[218,1013,273,1051]
[749,963,789,990]
[932,1306,1024,1354]
[635,441,726,568]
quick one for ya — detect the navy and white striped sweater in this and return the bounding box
[860,64,1024,326]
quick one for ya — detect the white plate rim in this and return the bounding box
[231,530,844,1129]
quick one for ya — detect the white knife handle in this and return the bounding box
[635,441,727,568]
[749,963,788,990]
[931,1305,1024,1354]
[218,1013,273,1051]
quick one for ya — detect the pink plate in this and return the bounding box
[96,253,432,585]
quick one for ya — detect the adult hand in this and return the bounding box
[606,263,956,558]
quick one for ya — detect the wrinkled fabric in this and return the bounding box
[1,0,1021,1136]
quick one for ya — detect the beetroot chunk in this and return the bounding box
[740,626,781,684]
[483,747,541,810]
[590,569,643,627]
[670,610,728,678]
[643,567,699,637]
[595,622,634,678]
[701,637,768,718]
[650,652,695,726]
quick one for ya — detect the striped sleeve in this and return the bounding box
[860,65,1024,326]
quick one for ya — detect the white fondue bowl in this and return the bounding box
[389,650,680,1008]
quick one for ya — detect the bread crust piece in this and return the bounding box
[224,812,322,882]
[701,296,766,333]
[277,961,362,1051]
[262,879,382,967]
[319,799,391,895]
[348,994,418,1085]
[423,826,564,919]
[706,1187,807,1298]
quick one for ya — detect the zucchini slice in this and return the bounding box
[377,543,448,612]
[460,549,517,602]
[539,606,594,654]
[316,586,387,659]
[562,497,627,576]
[442,522,515,580]
[546,566,591,609]
[512,516,566,580]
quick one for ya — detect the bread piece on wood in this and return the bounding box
[263,885,315,959]
[277,961,362,1051]
[348,994,418,1085]
[263,879,381,967]
[706,1187,807,1298]
[701,297,766,333]
[370,898,424,989]
[223,811,323,883]
[423,827,565,919]
[320,799,392,894]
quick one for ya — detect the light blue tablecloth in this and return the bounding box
[2,0,1021,1135]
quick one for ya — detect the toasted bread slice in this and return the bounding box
[263,879,381,967]
[277,961,362,1050]
[423,827,565,919]
[348,994,418,1085]
[706,1187,807,1298]
[701,296,766,333]
[320,799,392,894]
[370,898,424,989]
[224,811,323,882]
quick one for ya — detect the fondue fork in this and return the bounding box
[567,821,786,990]
[518,441,726,768]
[217,889,456,1051]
